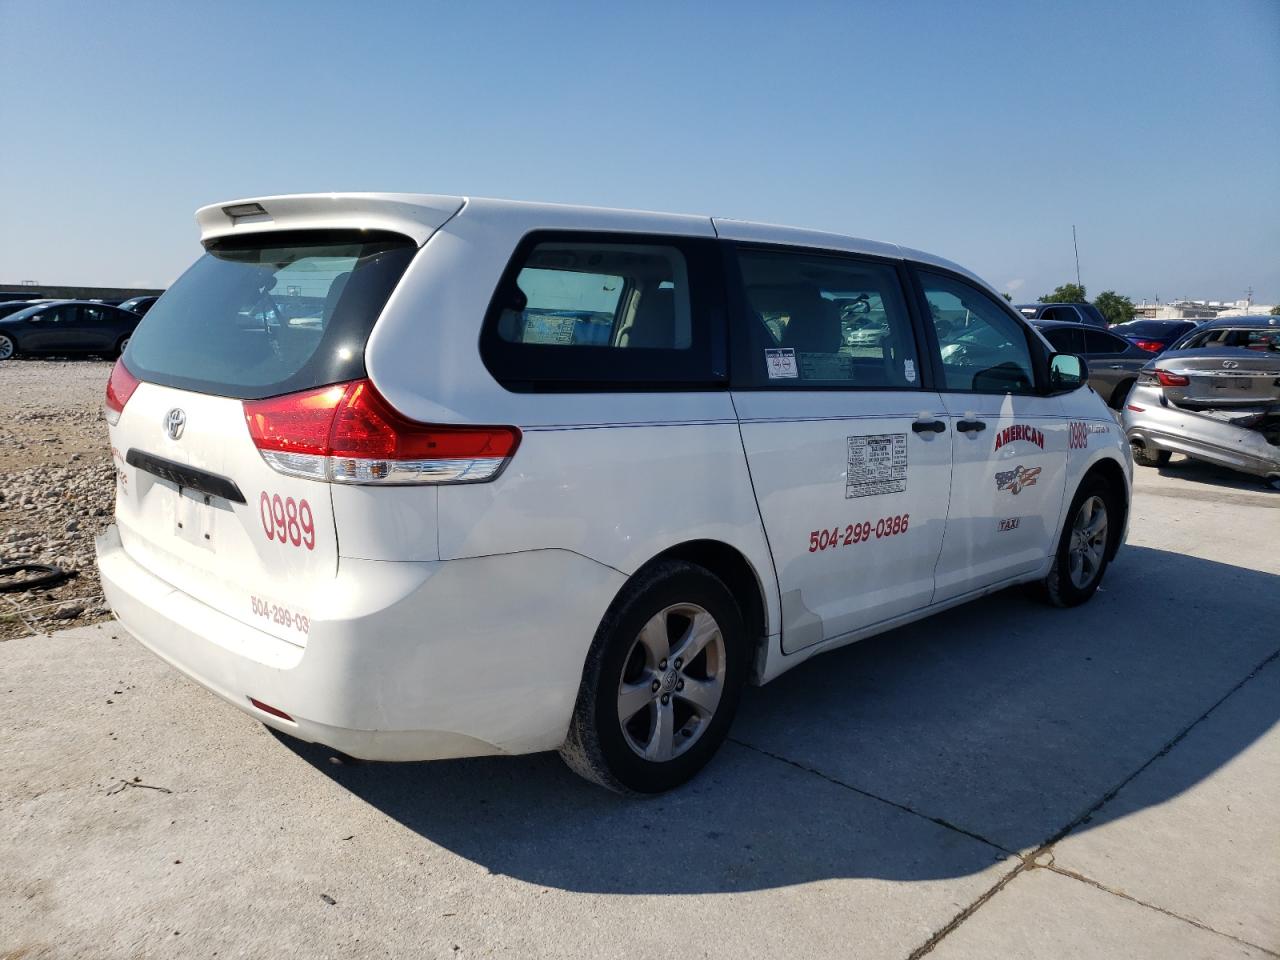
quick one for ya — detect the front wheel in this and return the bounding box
[0,334,15,361]
[560,560,747,794]
[1040,476,1117,607]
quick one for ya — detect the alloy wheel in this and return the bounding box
[616,603,726,762]
[1067,495,1108,590]
[0,336,13,360]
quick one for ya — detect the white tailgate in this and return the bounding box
[110,382,336,647]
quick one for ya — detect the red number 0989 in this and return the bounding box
[259,492,316,550]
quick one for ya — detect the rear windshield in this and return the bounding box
[125,230,416,399]
[1113,320,1191,337]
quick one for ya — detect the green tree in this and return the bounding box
[1269,304,1280,316]
[1038,283,1087,303]
[1093,290,1136,326]
[1001,291,1013,302]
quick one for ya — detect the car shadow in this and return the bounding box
[276,545,1279,893]
[1155,455,1278,493]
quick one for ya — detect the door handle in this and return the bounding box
[956,419,987,432]
[1108,364,1126,369]
[911,419,947,434]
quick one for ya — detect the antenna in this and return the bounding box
[1072,225,1081,289]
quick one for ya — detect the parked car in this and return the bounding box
[97,192,1131,794]
[1016,302,1110,328]
[1109,319,1199,354]
[1031,319,1153,409]
[1123,316,1280,488]
[0,300,142,361]
[118,295,160,316]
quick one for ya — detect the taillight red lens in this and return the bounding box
[1134,339,1164,353]
[104,359,140,425]
[1154,369,1190,387]
[244,383,349,456]
[243,379,521,484]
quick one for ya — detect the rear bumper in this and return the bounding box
[96,525,625,760]
[1123,400,1280,479]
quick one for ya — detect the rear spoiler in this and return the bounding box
[195,193,466,246]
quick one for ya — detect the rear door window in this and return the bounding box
[125,230,417,399]
[480,233,724,389]
[729,247,921,389]
[1084,329,1129,354]
[1042,327,1085,354]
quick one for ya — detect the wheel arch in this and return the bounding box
[631,539,772,683]
[1079,454,1129,561]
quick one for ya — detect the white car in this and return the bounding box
[97,193,1131,793]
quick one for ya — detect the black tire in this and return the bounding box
[559,560,747,794]
[1131,440,1170,468]
[114,335,131,359]
[1040,474,1119,608]
[0,333,16,362]
[1109,379,1135,410]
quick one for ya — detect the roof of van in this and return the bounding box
[194,192,994,295]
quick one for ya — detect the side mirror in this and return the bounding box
[1049,352,1088,392]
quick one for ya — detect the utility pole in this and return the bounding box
[1072,225,1082,289]
[1245,286,1253,308]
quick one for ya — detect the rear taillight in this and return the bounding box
[1134,339,1164,353]
[103,359,140,426]
[243,379,521,485]
[1154,369,1190,387]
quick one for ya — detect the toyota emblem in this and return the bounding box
[164,408,186,440]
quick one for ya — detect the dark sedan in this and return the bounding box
[1109,319,1199,355]
[0,300,142,361]
[1032,319,1154,409]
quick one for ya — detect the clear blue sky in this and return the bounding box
[2,0,1277,304]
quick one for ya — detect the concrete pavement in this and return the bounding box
[2,459,1277,958]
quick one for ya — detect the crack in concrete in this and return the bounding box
[728,736,1015,855]
[733,644,1280,959]
[905,644,1280,958]
[1041,862,1280,957]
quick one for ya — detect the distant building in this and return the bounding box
[0,282,164,303]
[1132,298,1274,320]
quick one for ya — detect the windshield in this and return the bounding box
[125,231,416,399]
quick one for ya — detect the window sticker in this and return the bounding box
[846,433,908,499]
[798,353,853,380]
[904,359,917,382]
[765,348,799,379]
[522,314,578,345]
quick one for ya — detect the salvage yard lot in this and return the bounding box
[2,359,1278,958]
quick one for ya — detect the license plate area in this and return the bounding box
[175,486,218,552]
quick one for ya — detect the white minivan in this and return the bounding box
[97,193,1131,793]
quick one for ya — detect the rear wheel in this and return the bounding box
[1130,440,1170,468]
[114,335,131,358]
[0,334,15,361]
[560,560,747,794]
[1109,379,1135,410]
[1040,475,1117,607]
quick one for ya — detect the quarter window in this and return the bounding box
[494,242,692,350]
[480,233,724,390]
[920,272,1037,394]
[732,248,921,389]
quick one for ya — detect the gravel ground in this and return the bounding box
[0,358,116,639]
